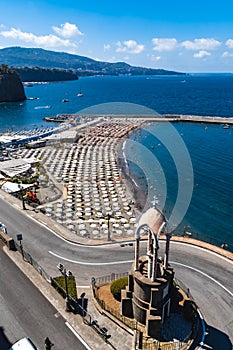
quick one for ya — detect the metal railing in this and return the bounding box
[14,241,51,281]
[94,272,129,285]
[178,230,233,253]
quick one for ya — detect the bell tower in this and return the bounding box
[121,208,174,339]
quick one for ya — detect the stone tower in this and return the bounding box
[121,208,174,339]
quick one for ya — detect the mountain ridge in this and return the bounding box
[0,46,185,77]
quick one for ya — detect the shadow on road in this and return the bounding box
[0,326,12,350]
[203,324,232,350]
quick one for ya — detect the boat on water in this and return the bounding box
[23,82,33,87]
[77,92,84,97]
[61,99,69,102]
[44,114,70,122]
[34,105,51,109]
[223,124,229,129]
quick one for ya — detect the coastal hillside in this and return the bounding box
[0,64,26,102]
[0,46,186,77]
[15,67,78,82]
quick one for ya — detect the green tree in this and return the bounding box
[0,64,9,73]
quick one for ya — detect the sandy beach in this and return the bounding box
[0,117,148,241]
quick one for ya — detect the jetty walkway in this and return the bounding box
[72,113,233,125]
[46,113,233,126]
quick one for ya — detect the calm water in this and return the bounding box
[0,75,232,248]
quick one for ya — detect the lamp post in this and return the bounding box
[17,233,24,260]
[18,182,26,210]
[57,263,72,312]
[106,211,117,241]
[107,213,112,241]
[80,292,86,321]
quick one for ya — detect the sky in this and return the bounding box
[1,1,233,72]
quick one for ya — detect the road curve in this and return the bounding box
[0,195,232,349]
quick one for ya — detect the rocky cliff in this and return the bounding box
[0,66,26,102]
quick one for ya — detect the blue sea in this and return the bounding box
[0,75,232,249]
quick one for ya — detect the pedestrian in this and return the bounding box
[44,337,54,350]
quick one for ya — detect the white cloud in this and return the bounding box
[225,39,233,49]
[116,40,144,54]
[105,56,116,62]
[147,54,161,61]
[104,44,111,51]
[222,51,233,58]
[193,50,211,58]
[181,38,221,50]
[152,38,178,52]
[0,27,77,49]
[52,22,83,38]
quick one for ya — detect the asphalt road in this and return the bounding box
[169,243,233,350]
[0,197,233,349]
[0,241,88,350]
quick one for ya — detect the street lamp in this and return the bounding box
[18,182,26,210]
[105,211,117,241]
[106,213,112,241]
[57,263,72,311]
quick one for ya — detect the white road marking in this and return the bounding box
[65,322,92,350]
[27,215,80,245]
[171,261,233,297]
[27,214,134,248]
[169,261,233,349]
[170,241,233,265]
[49,250,133,265]
[16,211,233,263]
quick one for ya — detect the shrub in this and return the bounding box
[110,277,128,301]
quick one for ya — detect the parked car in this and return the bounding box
[9,337,38,350]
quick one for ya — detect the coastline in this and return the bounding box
[119,139,148,215]
[0,116,232,252]
[118,119,233,253]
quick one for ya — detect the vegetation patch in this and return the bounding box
[52,275,77,300]
[110,277,128,301]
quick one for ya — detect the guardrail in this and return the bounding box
[179,231,233,253]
